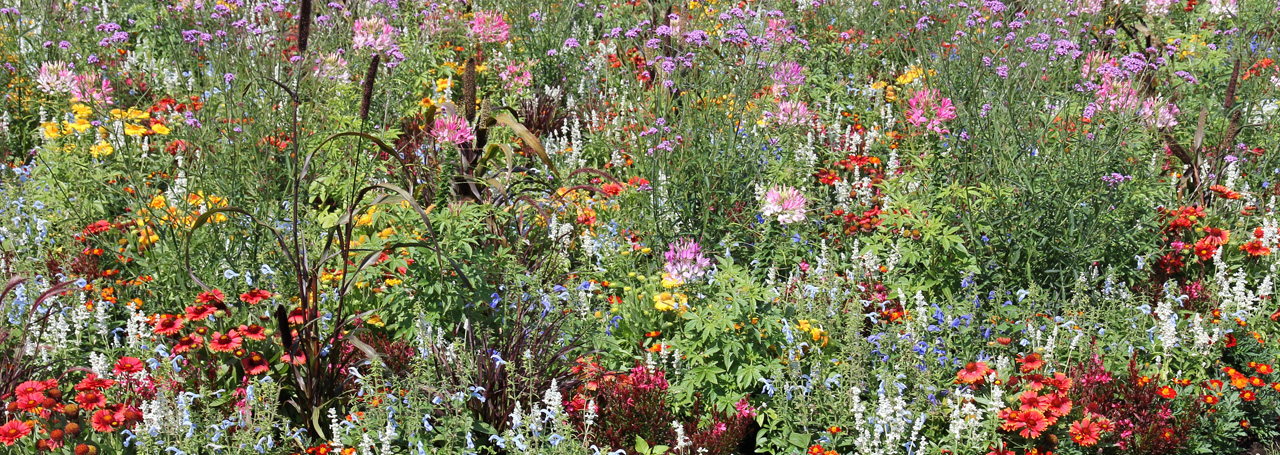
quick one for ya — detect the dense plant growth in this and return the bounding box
[1,0,1280,453]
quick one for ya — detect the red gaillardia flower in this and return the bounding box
[173,334,204,354]
[242,352,270,375]
[239,324,267,341]
[240,289,272,305]
[89,409,124,433]
[208,330,243,353]
[113,357,145,375]
[0,419,33,446]
[957,362,993,384]
[76,392,106,410]
[152,315,184,336]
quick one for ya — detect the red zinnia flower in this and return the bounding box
[239,289,272,305]
[600,183,623,197]
[113,357,145,375]
[208,331,243,353]
[89,409,123,432]
[242,352,270,375]
[0,419,33,446]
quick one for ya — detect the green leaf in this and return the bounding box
[787,431,811,448]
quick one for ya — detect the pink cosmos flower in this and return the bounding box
[762,186,807,224]
[432,113,475,145]
[469,12,510,43]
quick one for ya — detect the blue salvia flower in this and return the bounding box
[488,435,506,449]
[549,434,564,446]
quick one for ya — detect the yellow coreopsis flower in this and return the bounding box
[90,141,114,158]
[71,103,92,120]
[124,123,148,136]
[67,118,91,133]
[151,123,171,135]
[41,122,63,139]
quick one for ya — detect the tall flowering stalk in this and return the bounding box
[904,89,956,134]
[761,186,806,224]
[664,239,710,284]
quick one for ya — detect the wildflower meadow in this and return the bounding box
[2,0,1280,453]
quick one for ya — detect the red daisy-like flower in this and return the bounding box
[1016,353,1045,372]
[196,289,226,305]
[113,357,145,375]
[239,324,267,341]
[287,307,309,325]
[208,331,243,353]
[185,304,216,321]
[152,315,184,336]
[172,334,204,354]
[74,374,116,392]
[242,352,270,375]
[1157,385,1177,399]
[12,380,48,396]
[89,409,124,433]
[956,362,992,384]
[13,392,45,411]
[76,391,106,410]
[280,351,307,366]
[0,419,33,446]
[239,289,272,305]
